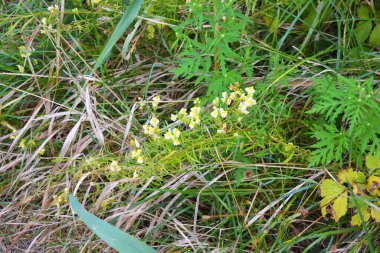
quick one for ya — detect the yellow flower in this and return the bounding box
[152,95,160,109]
[211,108,219,118]
[143,124,159,137]
[143,124,149,134]
[17,65,24,73]
[173,128,181,138]
[170,114,178,121]
[133,170,139,178]
[189,122,196,129]
[131,149,142,159]
[164,128,181,146]
[10,130,17,140]
[38,148,45,155]
[244,97,256,106]
[150,116,159,127]
[189,106,201,119]
[179,108,187,117]
[109,160,121,171]
[229,82,240,91]
[164,130,173,140]
[245,86,255,95]
[229,92,237,100]
[221,92,228,103]
[137,156,144,164]
[219,108,228,118]
[238,103,249,114]
[19,139,26,149]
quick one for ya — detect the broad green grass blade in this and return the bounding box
[92,0,144,73]
[69,195,156,253]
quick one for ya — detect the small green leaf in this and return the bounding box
[357,5,370,19]
[369,23,380,47]
[332,191,348,222]
[351,206,371,226]
[366,153,380,171]
[69,195,156,253]
[371,202,380,222]
[354,21,372,44]
[320,179,348,222]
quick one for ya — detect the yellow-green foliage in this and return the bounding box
[320,154,380,226]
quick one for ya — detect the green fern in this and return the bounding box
[307,75,380,166]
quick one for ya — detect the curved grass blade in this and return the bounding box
[69,195,156,253]
[92,0,144,73]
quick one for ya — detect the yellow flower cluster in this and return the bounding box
[164,128,181,146]
[17,65,24,73]
[210,83,257,134]
[38,148,45,155]
[130,138,144,164]
[152,95,160,110]
[19,139,36,149]
[171,99,202,129]
[109,160,121,171]
[143,116,160,138]
[9,130,17,140]
[130,84,257,164]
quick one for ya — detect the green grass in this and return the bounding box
[0,0,379,252]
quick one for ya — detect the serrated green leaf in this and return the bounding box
[369,23,380,47]
[69,195,156,253]
[320,179,348,222]
[338,168,359,185]
[354,21,372,44]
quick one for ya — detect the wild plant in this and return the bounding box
[171,0,252,97]
[307,75,380,166]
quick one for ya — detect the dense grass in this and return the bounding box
[1,0,379,252]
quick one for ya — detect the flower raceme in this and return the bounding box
[131,84,257,164]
